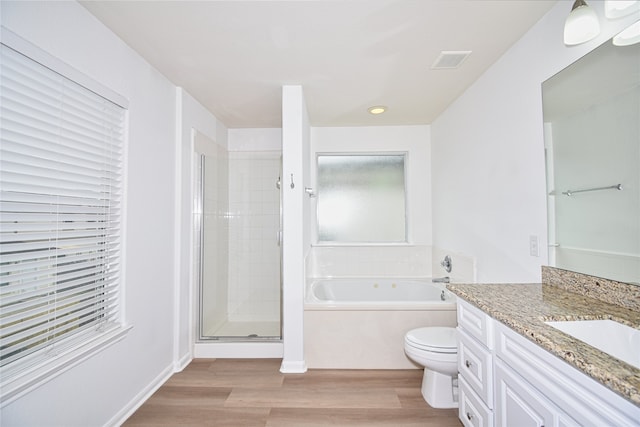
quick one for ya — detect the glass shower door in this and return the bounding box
[198,151,229,339]
[197,146,282,341]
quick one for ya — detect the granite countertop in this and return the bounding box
[447,282,640,406]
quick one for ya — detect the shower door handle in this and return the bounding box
[276,176,281,189]
[277,230,282,246]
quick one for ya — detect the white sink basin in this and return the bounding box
[545,319,640,369]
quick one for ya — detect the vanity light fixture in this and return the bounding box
[368,105,386,115]
[564,0,601,46]
[613,20,640,45]
[605,0,640,19]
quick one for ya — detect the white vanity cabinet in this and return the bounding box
[455,299,640,427]
[494,321,640,427]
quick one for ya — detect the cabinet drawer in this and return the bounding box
[457,299,493,348]
[458,328,493,407]
[459,375,493,427]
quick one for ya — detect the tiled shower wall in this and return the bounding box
[227,152,281,322]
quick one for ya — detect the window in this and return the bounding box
[317,154,407,243]
[0,32,129,403]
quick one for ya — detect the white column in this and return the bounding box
[280,85,309,373]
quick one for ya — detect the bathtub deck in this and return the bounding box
[124,358,462,426]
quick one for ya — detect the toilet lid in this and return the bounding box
[405,327,457,353]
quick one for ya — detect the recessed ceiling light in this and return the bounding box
[368,106,386,115]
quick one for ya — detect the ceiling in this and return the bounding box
[80,0,558,129]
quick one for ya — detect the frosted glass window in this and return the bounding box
[317,154,406,243]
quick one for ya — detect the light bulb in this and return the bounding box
[564,0,601,46]
[605,0,640,19]
[613,20,640,46]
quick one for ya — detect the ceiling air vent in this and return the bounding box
[431,51,472,70]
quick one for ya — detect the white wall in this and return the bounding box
[1,1,179,426]
[431,0,637,283]
[228,127,281,152]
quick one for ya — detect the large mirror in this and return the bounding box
[543,38,640,285]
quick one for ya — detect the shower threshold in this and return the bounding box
[203,320,281,339]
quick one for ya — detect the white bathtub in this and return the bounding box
[304,277,457,369]
[306,277,456,309]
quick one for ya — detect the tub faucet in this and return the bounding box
[432,276,450,284]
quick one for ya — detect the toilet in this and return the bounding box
[404,326,458,409]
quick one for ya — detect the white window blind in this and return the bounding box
[0,41,126,378]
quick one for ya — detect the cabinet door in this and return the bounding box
[495,359,575,427]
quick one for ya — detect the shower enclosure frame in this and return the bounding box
[195,149,283,343]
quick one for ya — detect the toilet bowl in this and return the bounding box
[404,326,458,409]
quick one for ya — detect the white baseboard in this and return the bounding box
[194,342,283,358]
[280,360,307,373]
[174,351,192,372]
[105,363,174,427]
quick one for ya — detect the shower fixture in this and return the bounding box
[441,255,452,273]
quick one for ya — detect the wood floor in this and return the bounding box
[124,359,462,427]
